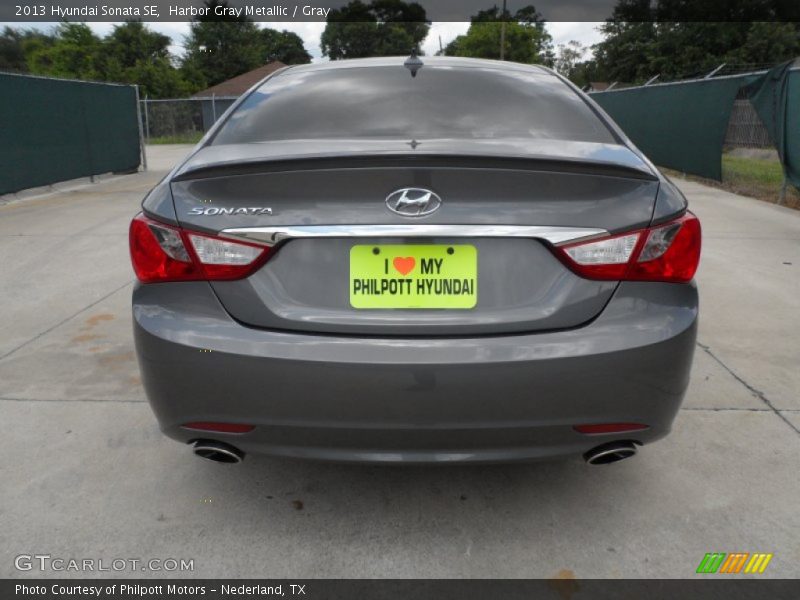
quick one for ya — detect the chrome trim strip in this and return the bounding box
[220,224,608,247]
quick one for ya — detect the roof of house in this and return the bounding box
[588,81,611,91]
[192,61,287,98]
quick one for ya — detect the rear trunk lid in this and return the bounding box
[168,140,659,336]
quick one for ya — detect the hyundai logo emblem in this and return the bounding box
[385,188,442,217]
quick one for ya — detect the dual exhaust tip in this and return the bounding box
[191,439,638,466]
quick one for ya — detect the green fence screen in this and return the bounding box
[590,63,799,188]
[745,63,800,189]
[591,74,757,181]
[0,73,140,195]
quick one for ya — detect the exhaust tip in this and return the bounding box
[192,440,244,464]
[584,441,637,465]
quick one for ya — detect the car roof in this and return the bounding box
[283,56,555,76]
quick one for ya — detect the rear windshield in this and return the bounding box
[212,65,616,145]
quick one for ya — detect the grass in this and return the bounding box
[723,154,785,185]
[147,132,204,145]
[665,154,800,210]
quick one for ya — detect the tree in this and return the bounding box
[182,1,312,86]
[261,29,312,64]
[181,0,266,87]
[568,60,601,89]
[99,21,190,98]
[588,0,800,84]
[1,22,204,97]
[553,40,586,79]
[103,21,171,70]
[25,23,104,80]
[729,22,800,66]
[1,9,311,96]
[443,5,553,64]
[1,27,56,73]
[370,0,430,55]
[121,59,194,98]
[0,27,29,72]
[591,21,657,83]
[321,0,430,60]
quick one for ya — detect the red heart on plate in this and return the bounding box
[393,257,416,276]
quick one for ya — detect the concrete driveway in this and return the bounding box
[1,146,798,579]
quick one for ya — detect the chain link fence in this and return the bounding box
[724,96,773,149]
[595,64,777,150]
[139,96,237,144]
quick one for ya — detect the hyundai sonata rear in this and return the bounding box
[130,57,700,465]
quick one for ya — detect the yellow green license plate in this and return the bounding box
[350,244,477,309]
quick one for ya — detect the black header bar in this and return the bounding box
[2,0,799,22]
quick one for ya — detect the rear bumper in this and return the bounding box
[132,281,698,463]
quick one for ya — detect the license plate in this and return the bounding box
[350,244,477,309]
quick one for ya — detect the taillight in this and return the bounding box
[185,232,267,280]
[129,213,270,283]
[554,212,701,283]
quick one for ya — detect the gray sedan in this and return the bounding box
[130,57,700,465]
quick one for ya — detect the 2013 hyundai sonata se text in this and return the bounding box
[130,57,700,465]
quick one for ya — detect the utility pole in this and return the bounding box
[499,0,507,61]
[439,35,443,54]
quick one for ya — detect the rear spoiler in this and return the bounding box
[172,141,658,182]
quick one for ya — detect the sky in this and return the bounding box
[10,21,605,62]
